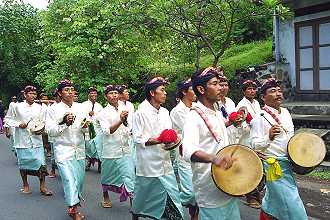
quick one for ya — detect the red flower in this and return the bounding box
[157,129,178,143]
[246,112,253,124]
[229,112,242,123]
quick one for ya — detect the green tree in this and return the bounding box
[0,0,43,102]
[148,0,291,69]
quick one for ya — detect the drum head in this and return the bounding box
[163,138,182,151]
[288,132,326,168]
[211,144,263,196]
[28,119,45,133]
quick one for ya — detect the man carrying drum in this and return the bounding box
[132,76,184,220]
[46,80,89,220]
[5,85,53,196]
[182,67,240,220]
[250,79,308,220]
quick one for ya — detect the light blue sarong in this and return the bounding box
[101,156,135,195]
[199,199,241,220]
[16,147,46,171]
[57,159,85,206]
[262,157,308,220]
[85,137,99,159]
[178,164,196,206]
[132,173,184,219]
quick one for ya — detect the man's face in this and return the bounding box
[150,85,167,104]
[59,86,74,103]
[122,89,130,101]
[205,77,222,102]
[12,97,17,103]
[262,86,283,108]
[244,86,257,100]
[24,91,37,104]
[106,90,119,106]
[88,91,98,102]
[184,86,196,102]
[219,81,229,97]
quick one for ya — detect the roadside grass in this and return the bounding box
[308,170,330,180]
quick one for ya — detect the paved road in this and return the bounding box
[0,134,260,220]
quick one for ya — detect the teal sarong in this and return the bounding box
[57,159,85,206]
[199,199,240,220]
[101,156,135,202]
[16,147,46,171]
[85,137,99,160]
[262,157,308,220]
[132,173,184,220]
[178,164,196,206]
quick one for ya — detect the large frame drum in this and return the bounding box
[288,132,326,175]
[211,144,264,196]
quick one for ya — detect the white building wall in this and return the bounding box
[277,10,330,89]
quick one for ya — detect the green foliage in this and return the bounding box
[1,0,280,106]
[0,0,43,102]
[308,170,330,180]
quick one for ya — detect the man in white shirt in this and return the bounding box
[46,80,89,220]
[4,96,18,154]
[118,84,136,167]
[48,89,61,178]
[97,84,134,208]
[132,77,184,220]
[215,75,236,124]
[81,87,103,172]
[182,67,240,220]
[6,86,52,196]
[250,79,307,220]
[170,78,198,220]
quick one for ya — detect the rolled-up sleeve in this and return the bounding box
[182,113,202,162]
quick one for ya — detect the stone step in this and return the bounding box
[283,101,330,115]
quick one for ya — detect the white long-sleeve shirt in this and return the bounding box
[5,101,44,148]
[250,105,294,157]
[170,100,191,168]
[81,100,103,135]
[98,103,131,159]
[132,100,173,177]
[4,102,17,135]
[233,97,261,146]
[215,97,236,120]
[182,101,233,208]
[46,101,87,162]
[119,100,134,131]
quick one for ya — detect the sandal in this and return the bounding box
[243,199,261,209]
[40,189,53,196]
[20,188,32,194]
[48,173,56,178]
[101,201,112,208]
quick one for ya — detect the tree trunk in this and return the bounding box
[195,44,202,71]
[213,55,220,67]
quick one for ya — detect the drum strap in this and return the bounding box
[191,106,221,143]
[262,106,281,125]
